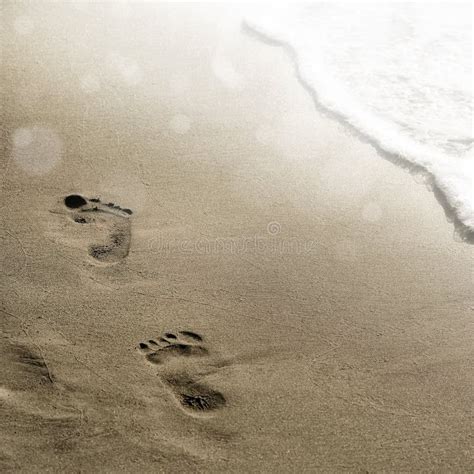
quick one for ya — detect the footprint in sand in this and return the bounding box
[137,331,226,414]
[0,335,55,389]
[63,194,132,263]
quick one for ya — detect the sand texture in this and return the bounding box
[1,3,473,472]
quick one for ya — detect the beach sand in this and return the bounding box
[1,3,473,472]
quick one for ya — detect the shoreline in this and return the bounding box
[243,20,474,244]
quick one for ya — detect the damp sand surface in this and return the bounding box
[1,3,473,472]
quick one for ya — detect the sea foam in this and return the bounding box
[244,4,473,239]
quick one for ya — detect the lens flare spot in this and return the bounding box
[12,126,63,176]
[212,57,243,89]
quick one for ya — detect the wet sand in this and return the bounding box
[1,3,473,472]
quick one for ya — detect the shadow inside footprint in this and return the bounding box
[166,376,226,411]
[145,343,209,364]
[138,331,226,414]
[64,194,87,209]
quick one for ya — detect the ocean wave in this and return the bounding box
[243,4,473,241]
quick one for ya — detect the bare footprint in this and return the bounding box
[0,334,55,390]
[137,331,226,414]
[63,194,132,263]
